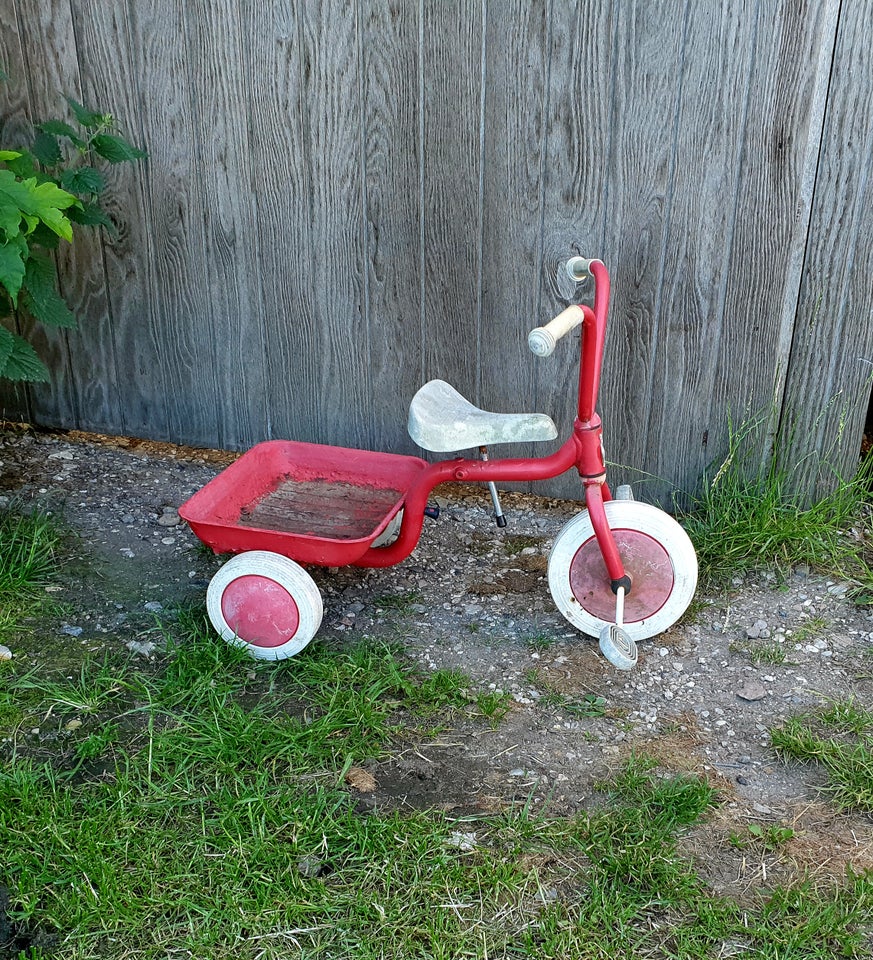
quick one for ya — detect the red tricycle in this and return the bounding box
[179,257,697,669]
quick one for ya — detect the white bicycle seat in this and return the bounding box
[408,379,558,452]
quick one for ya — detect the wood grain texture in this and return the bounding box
[18,0,126,434]
[126,0,217,446]
[69,0,168,441]
[641,2,759,503]
[420,0,483,397]
[595,0,689,503]
[10,0,80,427]
[477,0,550,475]
[780,0,873,498]
[3,0,872,505]
[299,0,369,449]
[242,0,318,443]
[0,4,32,422]
[184,0,268,450]
[537,0,617,499]
[713,0,839,475]
[360,0,423,454]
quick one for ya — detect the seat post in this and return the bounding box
[479,446,507,528]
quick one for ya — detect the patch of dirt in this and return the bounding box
[2,424,873,899]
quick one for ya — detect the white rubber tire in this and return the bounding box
[206,551,323,660]
[548,500,697,642]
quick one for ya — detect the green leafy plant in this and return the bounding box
[730,823,796,850]
[0,80,145,382]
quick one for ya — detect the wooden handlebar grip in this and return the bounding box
[527,305,585,357]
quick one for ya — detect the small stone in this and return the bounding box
[144,601,163,613]
[61,624,84,637]
[736,774,750,786]
[736,680,767,702]
[121,514,136,524]
[447,831,478,852]
[47,450,75,461]
[157,511,180,527]
[297,855,327,879]
[752,802,772,815]
[0,644,12,661]
[126,639,156,657]
[746,619,769,640]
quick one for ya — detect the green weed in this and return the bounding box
[0,504,63,637]
[730,823,796,850]
[731,638,787,665]
[681,412,871,587]
[772,698,873,811]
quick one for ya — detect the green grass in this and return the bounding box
[0,503,63,638]
[730,638,788,665]
[2,631,872,958]
[680,413,872,587]
[771,698,873,811]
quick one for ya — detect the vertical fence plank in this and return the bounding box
[69,0,168,441]
[420,0,483,397]
[20,0,126,434]
[478,0,550,475]
[242,1,316,442]
[124,0,217,446]
[594,0,689,502]
[780,1,873,496]
[0,3,32,422]
[182,1,268,450]
[640,3,760,503]
[9,0,81,428]
[299,0,369,449]
[714,0,838,475]
[360,0,422,454]
[537,0,616,499]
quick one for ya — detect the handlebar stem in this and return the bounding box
[577,259,610,423]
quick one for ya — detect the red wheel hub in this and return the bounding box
[220,575,300,647]
[569,529,674,622]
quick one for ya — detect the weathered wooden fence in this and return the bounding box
[2,0,872,503]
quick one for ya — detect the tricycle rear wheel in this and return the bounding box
[206,550,323,660]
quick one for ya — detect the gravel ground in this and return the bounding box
[2,424,872,897]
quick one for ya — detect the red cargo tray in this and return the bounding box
[179,440,429,566]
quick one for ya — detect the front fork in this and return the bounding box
[576,417,631,595]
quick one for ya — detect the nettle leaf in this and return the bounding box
[2,150,36,179]
[21,253,76,329]
[60,165,105,195]
[28,180,79,241]
[38,119,85,147]
[91,133,146,164]
[0,233,28,304]
[0,171,78,241]
[65,96,106,130]
[0,170,35,236]
[67,201,113,229]
[0,325,14,371]
[32,131,63,167]
[0,327,50,382]
[0,150,21,162]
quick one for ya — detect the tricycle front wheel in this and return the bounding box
[206,550,323,660]
[548,500,697,644]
